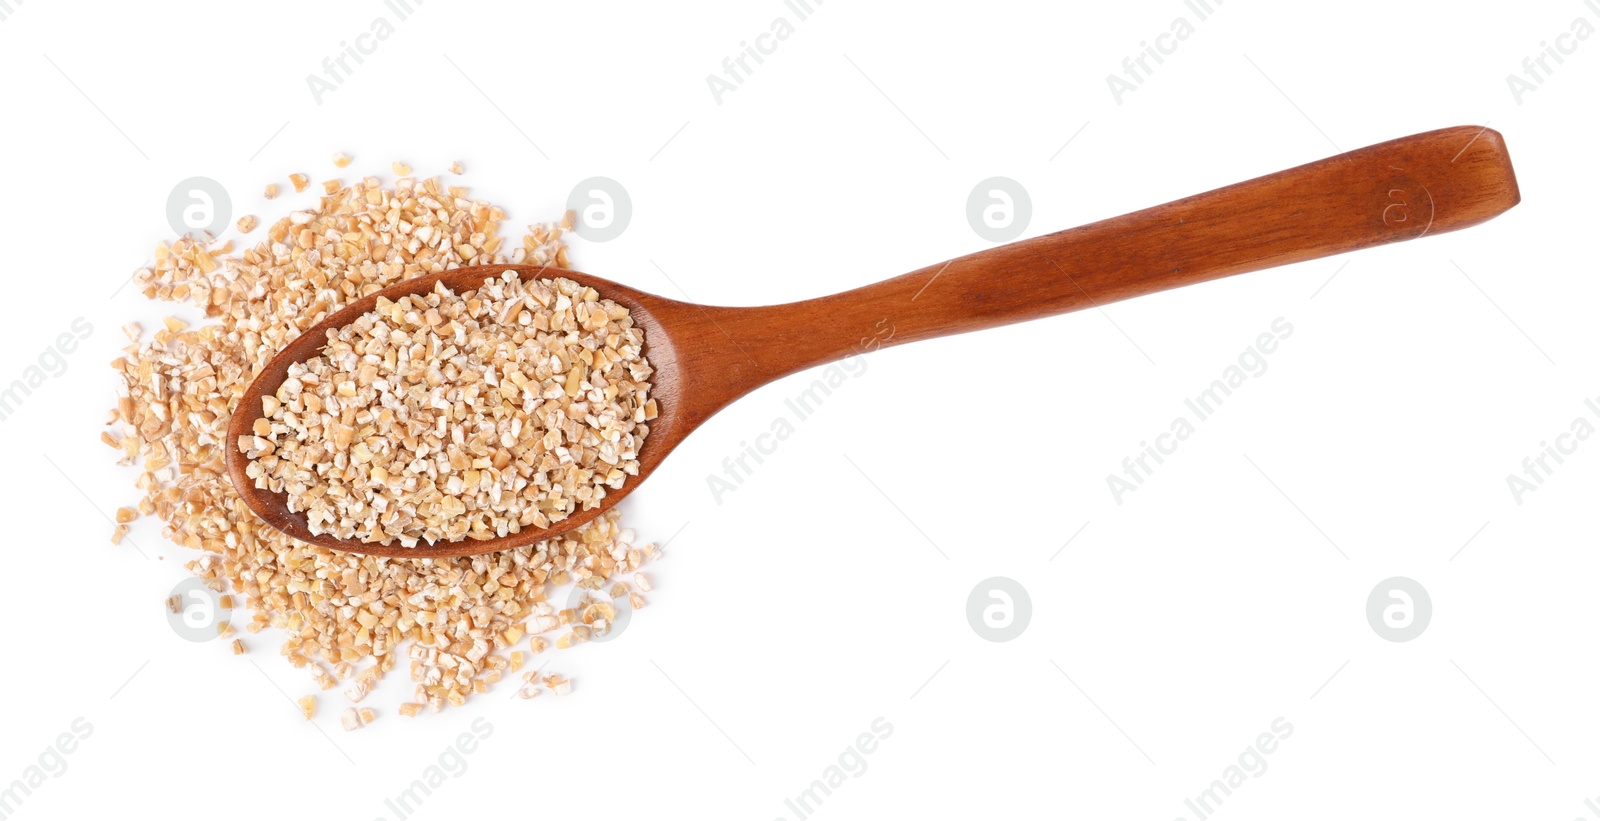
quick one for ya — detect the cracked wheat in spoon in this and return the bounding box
[238,272,656,547]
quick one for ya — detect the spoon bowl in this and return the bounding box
[225,265,705,557]
[227,126,1521,557]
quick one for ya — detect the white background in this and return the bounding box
[0,0,1595,818]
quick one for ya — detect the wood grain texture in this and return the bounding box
[227,126,1520,557]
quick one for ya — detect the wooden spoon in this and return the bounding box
[227,125,1520,557]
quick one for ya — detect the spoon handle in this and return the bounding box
[687,126,1518,416]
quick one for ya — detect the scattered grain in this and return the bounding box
[111,166,659,718]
